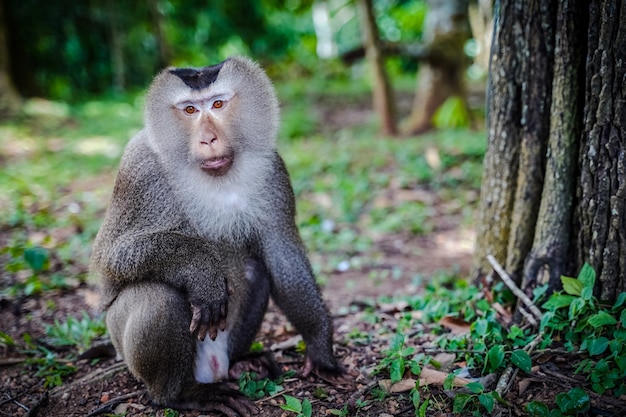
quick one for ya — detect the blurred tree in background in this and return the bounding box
[1,0,312,100]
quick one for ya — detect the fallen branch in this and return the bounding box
[86,391,144,417]
[487,255,543,323]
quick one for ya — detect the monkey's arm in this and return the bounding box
[96,230,229,341]
[257,155,341,375]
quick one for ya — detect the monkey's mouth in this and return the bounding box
[200,156,234,176]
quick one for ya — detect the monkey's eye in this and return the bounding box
[212,100,224,109]
[184,105,197,114]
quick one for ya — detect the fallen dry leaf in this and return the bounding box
[438,316,471,335]
[420,367,470,387]
[390,378,417,393]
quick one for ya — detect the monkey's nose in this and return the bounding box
[200,137,219,146]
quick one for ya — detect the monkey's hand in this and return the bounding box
[189,294,228,341]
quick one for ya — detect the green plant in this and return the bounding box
[238,372,284,400]
[450,382,503,416]
[25,345,77,388]
[280,395,312,417]
[526,387,590,416]
[162,408,180,417]
[541,263,626,397]
[44,312,107,353]
[375,333,431,383]
[410,387,429,417]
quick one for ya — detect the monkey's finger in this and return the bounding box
[219,316,228,332]
[207,323,219,341]
[189,305,202,334]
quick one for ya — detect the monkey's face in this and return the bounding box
[173,88,237,177]
[145,57,280,178]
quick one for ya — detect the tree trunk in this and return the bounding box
[473,0,557,285]
[106,0,126,94]
[577,0,626,301]
[148,0,172,69]
[472,0,625,303]
[402,0,473,136]
[356,0,397,136]
[0,0,21,117]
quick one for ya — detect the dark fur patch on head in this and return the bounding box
[170,60,226,90]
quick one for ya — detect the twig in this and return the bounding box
[517,305,538,327]
[0,357,27,366]
[487,255,548,401]
[487,255,543,322]
[86,391,144,417]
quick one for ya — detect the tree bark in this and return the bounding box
[356,0,397,136]
[0,0,21,117]
[522,0,584,292]
[577,0,626,300]
[473,0,557,285]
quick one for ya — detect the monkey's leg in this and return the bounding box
[226,257,280,379]
[106,282,257,416]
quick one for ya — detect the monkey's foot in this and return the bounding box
[302,356,354,386]
[173,384,258,416]
[229,352,281,380]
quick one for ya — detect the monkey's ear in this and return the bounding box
[170,61,227,90]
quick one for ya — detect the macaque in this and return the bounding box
[90,57,340,416]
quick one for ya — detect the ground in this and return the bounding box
[3,214,625,416]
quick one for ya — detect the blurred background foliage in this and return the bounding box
[3,0,431,101]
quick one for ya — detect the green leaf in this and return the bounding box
[389,357,405,383]
[0,332,16,347]
[301,399,312,417]
[510,349,532,373]
[526,400,549,416]
[443,372,456,390]
[24,246,49,272]
[543,294,576,311]
[577,263,596,293]
[478,393,495,413]
[452,393,472,413]
[555,387,590,413]
[418,399,428,417]
[613,292,626,309]
[486,345,505,372]
[281,395,302,413]
[588,337,609,356]
[465,381,484,394]
[561,276,583,296]
[587,311,617,328]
